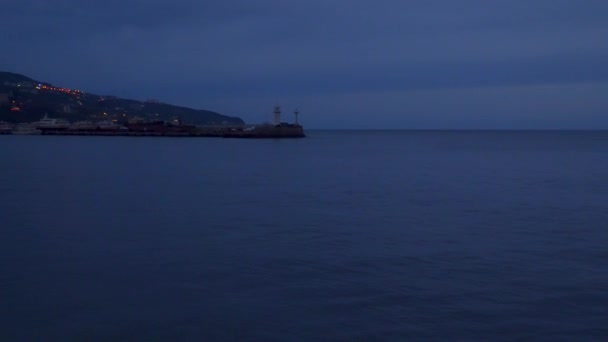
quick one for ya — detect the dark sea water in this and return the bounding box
[1,131,608,341]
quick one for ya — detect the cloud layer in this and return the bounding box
[2,0,607,127]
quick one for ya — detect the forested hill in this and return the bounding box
[0,71,244,125]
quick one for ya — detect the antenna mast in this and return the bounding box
[273,106,281,125]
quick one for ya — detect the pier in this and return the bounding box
[2,107,305,138]
[35,124,305,138]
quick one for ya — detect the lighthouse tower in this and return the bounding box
[294,109,300,125]
[273,106,281,125]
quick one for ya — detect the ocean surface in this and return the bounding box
[1,131,607,341]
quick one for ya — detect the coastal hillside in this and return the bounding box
[0,71,244,125]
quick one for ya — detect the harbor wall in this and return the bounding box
[29,124,305,138]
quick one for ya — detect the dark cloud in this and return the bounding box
[1,0,607,128]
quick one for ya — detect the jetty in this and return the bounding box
[2,107,305,138]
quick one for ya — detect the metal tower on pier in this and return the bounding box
[294,109,299,125]
[273,106,281,125]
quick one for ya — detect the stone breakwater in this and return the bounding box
[34,124,305,138]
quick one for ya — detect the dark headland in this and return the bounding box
[0,71,305,138]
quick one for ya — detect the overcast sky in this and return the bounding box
[1,0,607,128]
